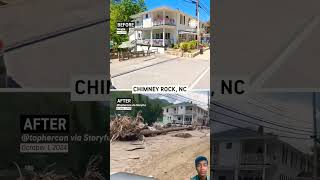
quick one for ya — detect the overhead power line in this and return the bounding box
[157,94,312,136]
[212,101,313,132]
[211,119,311,140]
[247,96,313,125]
[212,109,312,136]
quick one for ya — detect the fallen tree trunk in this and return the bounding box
[140,127,193,137]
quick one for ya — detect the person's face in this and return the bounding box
[196,160,208,177]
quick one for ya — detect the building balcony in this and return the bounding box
[153,18,176,26]
[240,153,265,165]
[185,110,197,114]
[136,39,173,47]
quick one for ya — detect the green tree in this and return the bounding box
[110,92,172,125]
[110,0,147,48]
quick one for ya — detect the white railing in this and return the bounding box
[153,18,176,26]
[241,153,264,164]
[136,39,172,46]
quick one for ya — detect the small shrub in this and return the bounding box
[180,42,189,52]
[190,40,198,49]
[186,42,193,50]
[173,44,179,49]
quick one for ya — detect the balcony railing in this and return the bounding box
[153,18,176,26]
[185,110,195,114]
[241,153,264,164]
[136,39,173,46]
[135,25,143,28]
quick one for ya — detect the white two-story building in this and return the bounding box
[129,6,207,53]
[162,102,208,126]
[212,127,313,180]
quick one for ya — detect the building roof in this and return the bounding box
[130,6,205,24]
[214,127,313,158]
[163,102,208,112]
[213,127,276,141]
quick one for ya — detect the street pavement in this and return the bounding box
[0,0,107,88]
[111,50,210,90]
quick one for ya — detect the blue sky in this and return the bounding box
[144,0,210,22]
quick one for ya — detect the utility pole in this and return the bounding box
[313,92,318,180]
[196,0,200,49]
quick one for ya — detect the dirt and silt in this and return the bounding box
[110,129,210,180]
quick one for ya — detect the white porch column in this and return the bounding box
[163,10,165,25]
[163,28,165,47]
[263,142,267,180]
[150,29,153,47]
[183,114,185,125]
[234,168,239,180]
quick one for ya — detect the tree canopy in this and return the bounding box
[110,0,147,48]
[110,92,172,125]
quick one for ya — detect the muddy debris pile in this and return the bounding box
[110,112,194,142]
[13,155,105,180]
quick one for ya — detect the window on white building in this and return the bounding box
[146,14,148,18]
[165,33,171,39]
[226,143,232,149]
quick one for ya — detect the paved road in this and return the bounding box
[0,0,107,88]
[111,50,210,90]
[214,0,320,89]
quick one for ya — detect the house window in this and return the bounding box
[281,144,285,164]
[156,33,159,39]
[178,117,181,120]
[285,147,288,164]
[166,108,168,112]
[226,143,232,149]
[184,16,185,25]
[213,143,218,153]
[146,14,148,18]
[180,14,183,24]
[165,33,171,39]
[290,152,294,167]
[180,106,183,109]
[166,15,169,18]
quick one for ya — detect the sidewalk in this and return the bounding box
[111,53,179,77]
[193,49,210,60]
[111,50,210,77]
